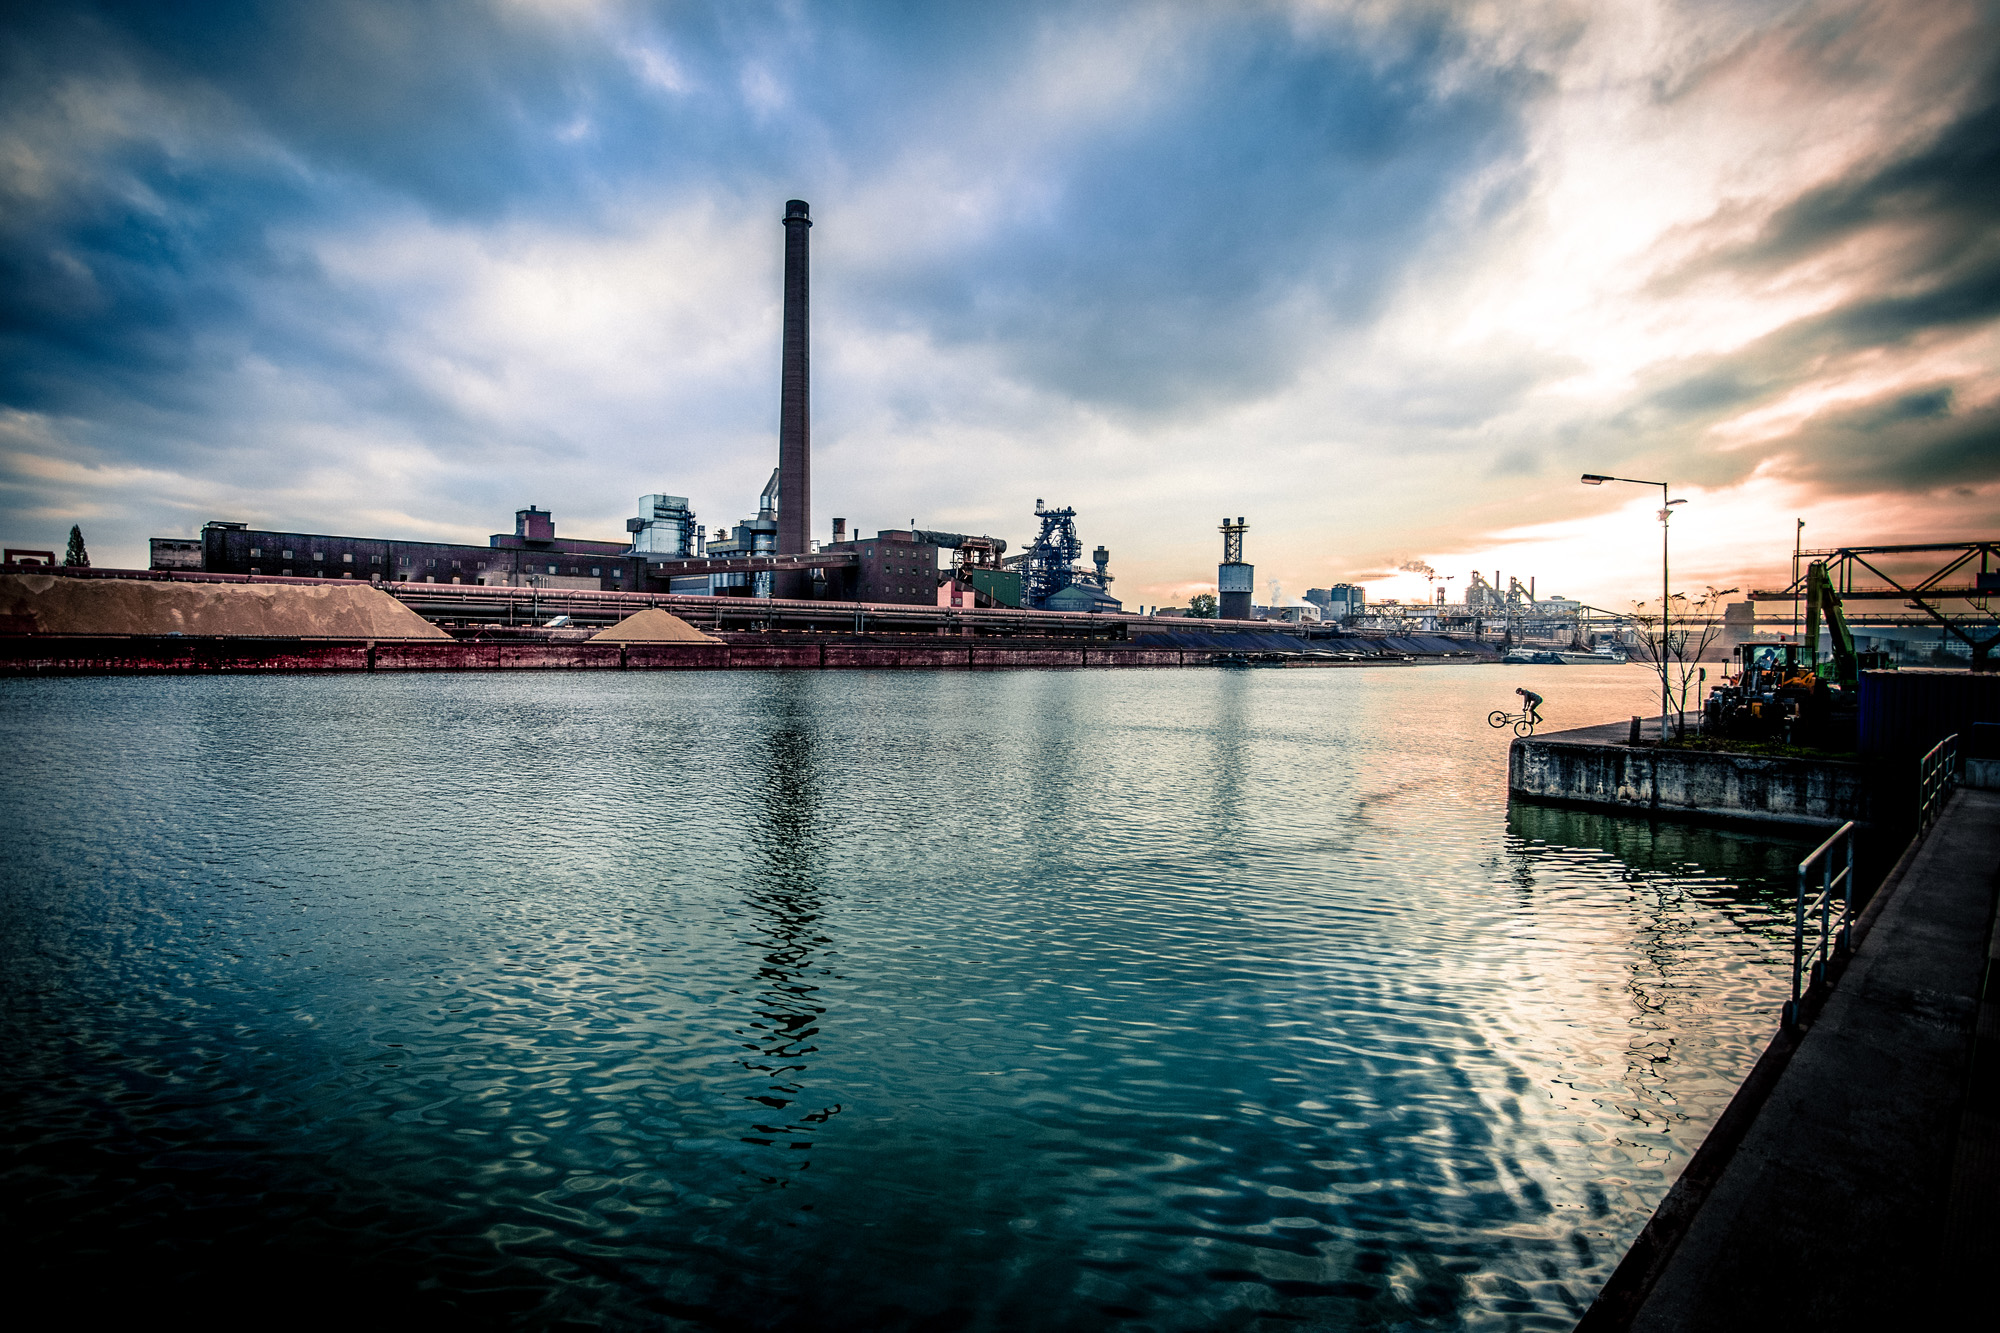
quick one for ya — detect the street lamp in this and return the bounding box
[1581,473,1686,738]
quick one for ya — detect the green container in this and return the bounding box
[966,568,1024,608]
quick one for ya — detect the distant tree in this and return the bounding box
[1629,585,1738,738]
[63,525,89,567]
[1188,592,1218,619]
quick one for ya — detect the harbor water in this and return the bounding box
[0,665,1814,1328]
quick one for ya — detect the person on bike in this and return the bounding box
[1515,687,1543,727]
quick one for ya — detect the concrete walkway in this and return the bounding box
[1583,788,2000,1330]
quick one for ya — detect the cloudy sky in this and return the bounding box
[3,0,1995,607]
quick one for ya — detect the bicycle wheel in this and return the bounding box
[1488,711,1511,728]
[1515,719,1536,737]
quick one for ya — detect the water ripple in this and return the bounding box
[1,667,1822,1328]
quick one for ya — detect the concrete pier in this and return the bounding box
[1511,721,1866,829]
[1580,788,2000,1330]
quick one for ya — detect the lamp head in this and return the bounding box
[1666,498,1687,506]
[1580,474,1608,485]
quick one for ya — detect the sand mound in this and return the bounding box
[589,607,719,643]
[0,574,450,639]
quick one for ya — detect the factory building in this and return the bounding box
[825,530,948,605]
[149,538,203,570]
[696,471,782,596]
[178,506,641,590]
[1305,583,1366,622]
[1045,583,1121,613]
[628,495,699,558]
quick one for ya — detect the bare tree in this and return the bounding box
[1628,586,1738,738]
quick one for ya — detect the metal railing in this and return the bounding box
[1918,733,1959,831]
[1782,820,1857,1031]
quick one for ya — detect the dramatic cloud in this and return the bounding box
[1,0,1994,605]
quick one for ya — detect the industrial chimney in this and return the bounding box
[776,199,812,596]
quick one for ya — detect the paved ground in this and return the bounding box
[1613,789,2000,1331]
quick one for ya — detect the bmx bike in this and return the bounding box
[1488,709,1540,737]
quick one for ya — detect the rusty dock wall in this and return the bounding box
[0,634,1299,676]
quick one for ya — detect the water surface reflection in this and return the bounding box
[1,666,1808,1328]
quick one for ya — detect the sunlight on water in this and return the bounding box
[0,665,1813,1328]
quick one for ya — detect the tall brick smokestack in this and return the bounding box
[776,199,811,595]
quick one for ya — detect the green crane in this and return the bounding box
[1803,562,1859,687]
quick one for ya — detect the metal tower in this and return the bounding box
[1020,500,1084,607]
[1218,517,1253,619]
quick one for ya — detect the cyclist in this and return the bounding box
[1515,687,1544,728]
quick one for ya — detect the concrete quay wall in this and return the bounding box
[1582,788,2000,1330]
[1509,722,1867,828]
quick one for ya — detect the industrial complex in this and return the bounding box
[143,200,1152,622]
[132,197,1411,638]
[114,197,1679,653]
[13,198,1988,678]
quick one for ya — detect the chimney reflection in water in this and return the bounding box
[735,680,841,1185]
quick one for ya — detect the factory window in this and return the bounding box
[547,564,557,574]
[398,555,411,566]
[590,567,601,576]
[313,552,324,561]
[248,566,259,575]
[611,568,622,579]
[427,559,436,569]
[342,553,353,563]
[476,562,486,570]
[249,547,261,558]
[283,550,294,560]
[370,555,382,565]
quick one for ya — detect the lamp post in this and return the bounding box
[1582,474,1686,739]
[1792,518,1805,647]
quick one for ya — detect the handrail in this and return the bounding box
[1782,820,1857,1031]
[1918,733,1959,831]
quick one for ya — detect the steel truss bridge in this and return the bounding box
[1751,540,1999,667]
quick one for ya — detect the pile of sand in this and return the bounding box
[589,607,719,643]
[0,573,450,639]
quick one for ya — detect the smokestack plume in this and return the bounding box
[777,200,812,592]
